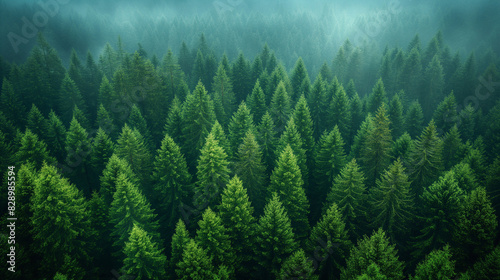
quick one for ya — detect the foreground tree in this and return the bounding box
[279,249,318,280]
[14,129,55,170]
[412,245,455,280]
[122,224,167,280]
[169,220,191,278]
[176,239,215,280]
[341,228,404,280]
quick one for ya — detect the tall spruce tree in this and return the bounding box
[246,79,267,124]
[279,249,318,280]
[330,85,351,142]
[0,78,25,126]
[176,239,215,280]
[292,95,315,173]
[257,111,277,174]
[270,81,292,135]
[99,154,139,207]
[388,92,405,139]
[46,110,67,162]
[164,96,184,146]
[412,245,455,280]
[65,117,92,195]
[90,128,115,177]
[14,129,55,170]
[405,101,424,139]
[115,124,152,183]
[270,145,310,241]
[228,101,254,155]
[212,62,236,126]
[277,117,309,188]
[169,219,191,278]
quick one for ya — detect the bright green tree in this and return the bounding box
[31,164,93,279]
[350,113,374,161]
[95,104,115,138]
[169,219,191,278]
[152,133,192,241]
[330,85,351,142]
[254,193,298,279]
[14,129,55,170]
[307,203,351,279]
[164,96,184,146]
[176,239,215,280]
[90,128,115,177]
[99,154,139,207]
[279,249,318,280]
[270,145,310,240]
[361,104,392,187]
[277,117,308,188]
[115,124,152,183]
[46,110,67,162]
[326,158,367,241]
[109,173,159,258]
[405,100,424,139]
[218,176,256,275]
[408,120,443,199]
[293,95,315,172]
[412,245,455,280]
[246,79,267,124]
[341,228,405,280]
[195,133,230,211]
[210,120,231,157]
[228,101,254,155]
[122,224,167,280]
[212,62,236,126]
[234,131,266,212]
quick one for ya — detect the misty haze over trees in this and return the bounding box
[1,0,500,279]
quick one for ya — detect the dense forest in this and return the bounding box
[1,1,500,279]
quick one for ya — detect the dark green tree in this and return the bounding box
[326,158,367,241]
[290,57,310,102]
[90,128,115,177]
[442,125,464,170]
[234,131,266,212]
[212,62,236,126]
[408,120,443,199]
[270,81,292,135]
[292,95,315,181]
[176,239,214,280]
[46,110,67,162]
[210,120,231,157]
[433,92,458,135]
[231,51,251,103]
[330,85,351,142]
[388,92,405,139]
[246,79,267,124]
[26,104,48,141]
[65,117,92,194]
[164,96,184,146]
[421,55,444,118]
[228,101,254,155]
[115,124,152,183]
[458,246,500,280]
[277,117,308,188]
[349,113,374,162]
[122,224,167,280]
[59,74,86,124]
[99,154,139,207]
[308,74,328,138]
[390,132,414,165]
[307,203,352,279]
[367,79,388,114]
[405,101,424,139]
[279,249,319,280]
[254,193,297,279]
[126,105,153,151]
[14,129,55,170]
[169,219,190,277]
[0,78,25,126]
[257,111,277,173]
[270,145,310,240]
[341,228,405,280]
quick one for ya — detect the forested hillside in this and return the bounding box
[1,8,500,279]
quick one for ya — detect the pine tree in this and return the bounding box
[405,101,424,139]
[196,207,234,272]
[212,62,236,126]
[0,78,25,126]
[361,103,392,187]
[414,171,464,259]
[421,55,444,118]
[72,105,90,132]
[195,133,230,211]
[254,193,297,279]
[349,113,374,162]
[14,129,55,170]
[370,159,414,245]
[442,125,464,170]
[330,85,351,142]
[279,249,319,280]
[178,41,193,77]
[26,104,48,141]
[333,46,348,83]
[257,111,277,173]
[308,74,328,138]
[390,132,414,165]
[270,145,310,240]
[459,246,500,280]
[31,164,93,278]
[152,133,192,241]
[433,92,458,135]
[313,126,347,220]
[341,228,404,280]
[99,154,139,207]
[181,81,215,164]
[350,92,365,144]
[228,101,254,155]
[251,56,264,84]
[176,239,215,280]
[97,76,114,113]
[326,158,367,241]
[451,162,479,193]
[453,187,497,268]
[115,124,152,183]
[218,176,256,275]
[59,74,86,124]
[231,51,251,103]
[412,245,455,280]
[267,64,292,104]
[277,117,309,188]
[95,104,115,139]
[122,224,167,280]
[388,92,405,139]
[408,120,443,199]
[65,117,92,195]
[399,47,422,99]
[319,62,333,83]
[290,57,309,102]
[234,131,266,212]
[246,79,267,125]
[169,219,191,277]
[367,79,388,114]
[270,81,292,135]
[164,96,184,145]
[46,110,67,162]
[90,128,115,177]
[109,173,159,257]
[210,120,231,157]
[160,49,188,103]
[307,203,351,279]
[126,105,153,151]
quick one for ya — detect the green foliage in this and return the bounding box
[152,133,192,240]
[308,74,328,138]
[408,120,443,199]
[231,51,251,103]
[367,79,388,114]
[330,85,352,141]
[65,117,92,194]
[277,117,308,188]
[14,128,55,170]
[195,132,230,210]
[99,154,139,207]
[370,158,414,244]
[388,93,404,139]
[279,249,319,280]
[176,239,215,280]
[122,224,167,280]
[90,128,115,177]
[247,79,267,123]
[326,159,367,241]
[459,246,500,280]
[26,104,48,140]
[234,131,266,212]
[307,203,352,279]
[46,110,67,162]
[254,193,298,279]
[126,104,153,151]
[218,176,256,275]
[270,81,292,134]
[270,145,310,240]
[59,74,86,124]
[290,57,310,102]
[257,111,277,173]
[212,62,236,126]
[341,228,405,280]
[115,124,152,182]
[164,96,184,145]
[405,101,424,139]
[361,103,392,187]
[390,132,414,165]
[350,113,374,161]
[0,78,25,126]
[442,125,464,169]
[228,101,254,155]
[31,164,93,278]
[412,245,455,280]
[170,219,191,277]
[293,95,315,172]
